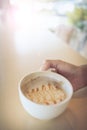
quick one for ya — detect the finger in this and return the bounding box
[40,60,61,71]
[40,60,51,71]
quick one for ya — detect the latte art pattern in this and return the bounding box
[25,83,66,105]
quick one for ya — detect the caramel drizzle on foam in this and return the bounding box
[25,83,66,105]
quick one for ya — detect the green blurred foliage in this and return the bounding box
[67,7,87,30]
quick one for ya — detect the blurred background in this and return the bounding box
[0,0,87,58]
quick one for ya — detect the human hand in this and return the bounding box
[40,60,87,91]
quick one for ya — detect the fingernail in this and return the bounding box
[42,60,46,65]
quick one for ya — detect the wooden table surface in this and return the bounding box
[0,21,87,130]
